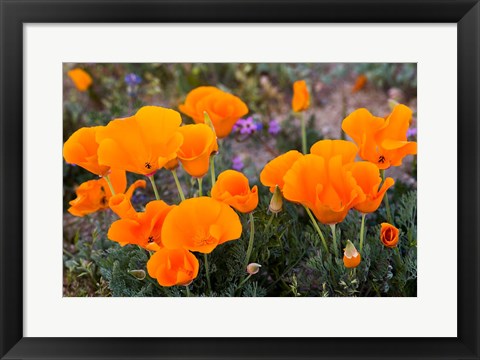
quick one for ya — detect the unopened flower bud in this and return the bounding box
[246,263,262,275]
[203,111,216,135]
[343,240,361,268]
[269,185,283,214]
[128,269,146,280]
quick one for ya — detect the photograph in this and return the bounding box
[62,63,418,297]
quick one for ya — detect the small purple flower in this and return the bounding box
[407,127,417,138]
[232,156,244,171]
[268,119,281,135]
[233,117,257,135]
[124,73,142,86]
[255,122,263,131]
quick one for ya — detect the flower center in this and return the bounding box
[193,230,217,247]
[378,155,386,164]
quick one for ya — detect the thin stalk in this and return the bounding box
[304,206,328,253]
[359,213,367,251]
[185,286,191,297]
[210,156,216,187]
[265,213,275,232]
[329,224,339,258]
[171,170,185,201]
[237,274,253,289]
[301,112,307,154]
[380,169,393,224]
[148,174,160,200]
[204,253,212,295]
[198,177,203,197]
[104,175,116,195]
[244,212,256,269]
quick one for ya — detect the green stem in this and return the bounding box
[301,112,307,154]
[359,213,367,251]
[210,156,216,187]
[329,224,339,258]
[244,212,256,269]
[198,177,203,197]
[237,274,253,289]
[185,286,191,297]
[104,175,116,195]
[171,170,185,201]
[304,206,328,254]
[265,213,275,232]
[380,170,393,224]
[204,253,212,295]
[148,174,160,200]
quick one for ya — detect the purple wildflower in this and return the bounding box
[407,127,417,138]
[124,73,142,86]
[232,156,244,171]
[268,119,281,135]
[233,117,257,135]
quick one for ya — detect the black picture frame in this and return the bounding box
[1,1,479,359]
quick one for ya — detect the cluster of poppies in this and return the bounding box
[64,86,260,287]
[64,76,416,289]
[260,97,416,268]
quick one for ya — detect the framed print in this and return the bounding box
[1,0,479,359]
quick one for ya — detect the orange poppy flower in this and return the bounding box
[161,197,242,254]
[147,248,199,287]
[282,154,365,224]
[346,162,395,213]
[292,80,310,112]
[211,170,258,213]
[96,106,183,176]
[310,139,358,165]
[108,179,147,219]
[352,74,367,93]
[260,150,303,193]
[108,200,175,251]
[63,126,110,176]
[67,68,92,92]
[68,169,126,217]
[177,123,218,178]
[342,104,417,169]
[178,86,249,138]
[343,240,361,268]
[380,222,399,248]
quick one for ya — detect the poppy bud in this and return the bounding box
[269,185,283,214]
[343,240,361,268]
[380,222,399,248]
[246,263,262,275]
[128,269,146,280]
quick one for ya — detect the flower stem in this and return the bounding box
[329,224,339,258]
[304,206,328,254]
[210,156,216,187]
[301,112,307,154]
[204,253,212,295]
[198,177,203,197]
[244,212,256,269]
[104,175,116,195]
[237,273,253,289]
[185,286,191,297]
[148,174,160,200]
[380,169,393,224]
[359,213,367,251]
[171,170,185,201]
[265,213,275,232]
